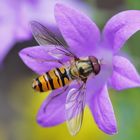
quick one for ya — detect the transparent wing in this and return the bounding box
[65,83,86,136]
[30,21,76,58]
[30,21,67,46]
[41,80,79,115]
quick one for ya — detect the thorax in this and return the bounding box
[69,58,93,81]
[68,56,101,82]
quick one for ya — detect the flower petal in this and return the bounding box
[0,2,15,63]
[54,3,100,57]
[108,55,140,90]
[37,81,80,127]
[103,10,140,53]
[88,84,117,135]
[37,88,66,127]
[19,45,71,74]
[0,28,14,64]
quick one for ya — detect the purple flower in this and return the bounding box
[19,4,140,135]
[0,0,91,63]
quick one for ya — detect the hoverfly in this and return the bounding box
[31,21,101,136]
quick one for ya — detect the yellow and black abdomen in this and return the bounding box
[32,67,71,92]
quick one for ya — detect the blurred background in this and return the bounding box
[0,0,140,140]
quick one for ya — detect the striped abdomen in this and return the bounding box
[32,67,71,92]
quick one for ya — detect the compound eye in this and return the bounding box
[89,56,101,75]
[93,63,100,75]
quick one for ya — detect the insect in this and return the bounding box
[31,21,101,136]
